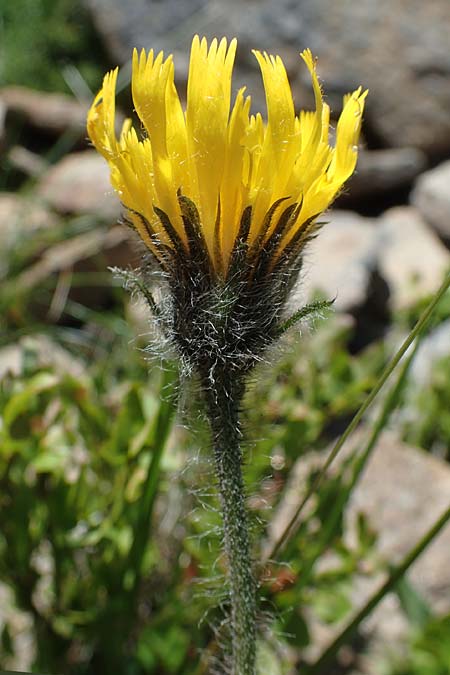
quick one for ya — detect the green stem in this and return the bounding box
[287,342,419,594]
[203,372,257,675]
[306,502,450,674]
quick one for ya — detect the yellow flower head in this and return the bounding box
[87,36,367,279]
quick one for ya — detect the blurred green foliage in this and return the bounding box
[401,353,450,461]
[0,346,193,674]
[0,212,385,673]
[387,614,450,675]
[0,0,110,92]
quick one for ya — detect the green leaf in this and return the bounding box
[396,576,432,629]
[1,622,13,656]
[312,583,352,624]
[276,298,334,337]
[137,624,190,673]
[2,372,59,433]
[284,608,310,647]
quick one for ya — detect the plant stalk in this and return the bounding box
[264,270,450,564]
[306,501,450,674]
[203,371,257,675]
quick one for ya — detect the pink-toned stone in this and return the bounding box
[0,86,88,135]
[38,151,120,220]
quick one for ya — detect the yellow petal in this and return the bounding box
[220,88,252,266]
[87,68,119,159]
[328,87,368,183]
[87,37,367,275]
[186,36,237,254]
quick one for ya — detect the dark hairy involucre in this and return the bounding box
[125,193,323,383]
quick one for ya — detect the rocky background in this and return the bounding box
[3,0,450,317]
[1,1,450,674]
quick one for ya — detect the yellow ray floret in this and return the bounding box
[87,36,367,274]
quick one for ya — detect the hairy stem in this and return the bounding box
[203,372,257,675]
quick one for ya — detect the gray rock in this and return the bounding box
[37,151,120,220]
[84,0,450,157]
[268,431,450,668]
[1,224,135,320]
[376,206,450,310]
[411,160,450,240]
[342,148,427,203]
[409,319,450,389]
[12,226,134,298]
[346,432,450,671]
[0,193,58,277]
[0,192,57,233]
[303,0,450,157]
[300,210,379,312]
[0,86,88,136]
[8,146,48,177]
[348,432,450,613]
[84,0,209,63]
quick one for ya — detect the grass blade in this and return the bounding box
[263,271,450,564]
[305,502,450,674]
[281,339,420,590]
